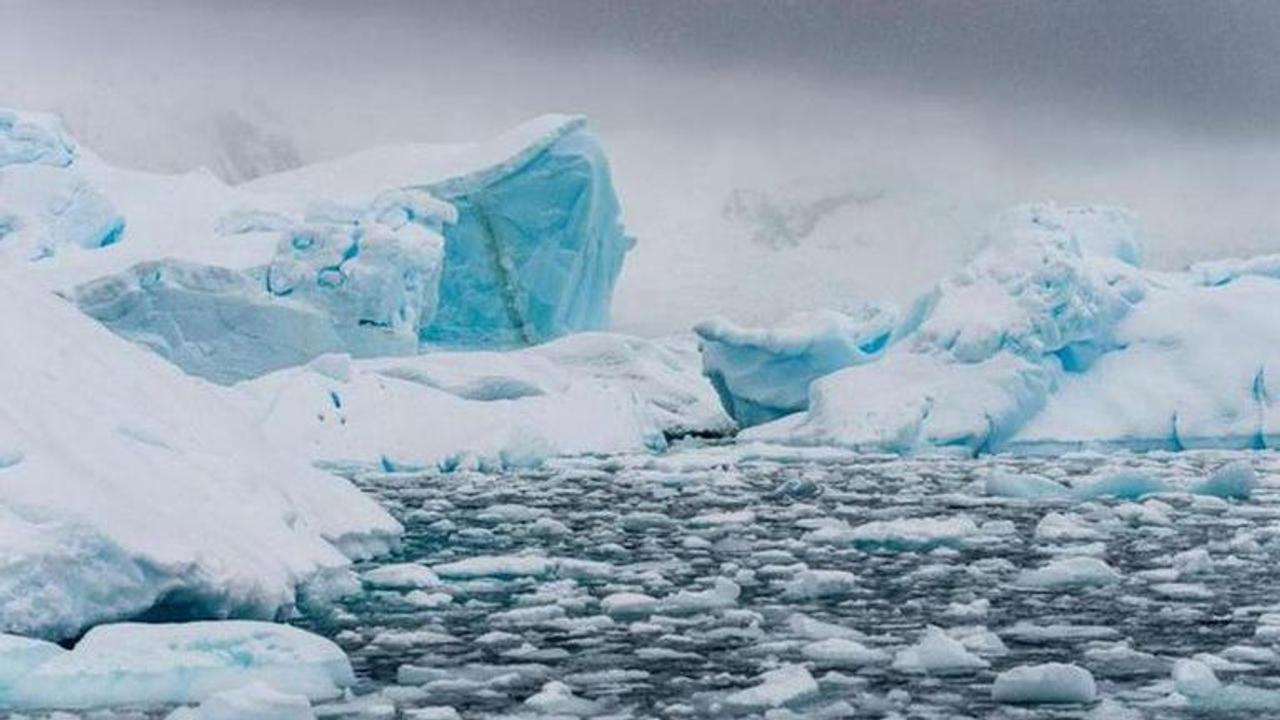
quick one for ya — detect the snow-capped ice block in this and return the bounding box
[421,120,632,347]
[992,663,1097,705]
[237,332,732,470]
[694,306,896,427]
[746,352,1055,454]
[0,111,124,261]
[742,203,1147,454]
[0,280,399,640]
[1013,275,1280,452]
[167,681,315,720]
[0,621,353,710]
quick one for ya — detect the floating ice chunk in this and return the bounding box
[432,555,554,579]
[723,665,818,710]
[601,592,659,619]
[0,621,353,711]
[1074,471,1166,500]
[781,569,858,600]
[370,629,457,650]
[1169,659,1280,710]
[1172,548,1213,577]
[1034,512,1105,541]
[1192,462,1257,500]
[1083,642,1169,678]
[524,681,599,715]
[361,563,440,590]
[801,638,889,668]
[951,625,1008,656]
[1016,557,1121,589]
[984,473,1070,499]
[661,578,740,614]
[403,708,462,720]
[846,515,979,550]
[785,614,866,641]
[1001,621,1120,643]
[695,306,897,427]
[892,626,990,674]
[992,663,1097,705]
[165,681,314,720]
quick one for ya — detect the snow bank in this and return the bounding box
[238,332,731,470]
[0,621,351,711]
[0,279,399,640]
[694,305,896,427]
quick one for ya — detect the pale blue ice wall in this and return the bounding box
[423,127,632,347]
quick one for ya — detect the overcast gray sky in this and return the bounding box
[4,0,1280,328]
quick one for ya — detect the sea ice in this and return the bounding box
[992,662,1097,704]
[723,665,818,710]
[1016,557,1122,589]
[165,682,314,720]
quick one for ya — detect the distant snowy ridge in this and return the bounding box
[710,202,1280,454]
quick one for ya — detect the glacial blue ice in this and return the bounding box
[694,305,897,427]
[0,111,125,260]
[421,123,633,348]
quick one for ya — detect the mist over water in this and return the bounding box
[4,0,1279,332]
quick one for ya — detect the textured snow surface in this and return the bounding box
[0,621,351,710]
[0,279,399,640]
[238,332,731,470]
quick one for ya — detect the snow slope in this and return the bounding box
[0,278,400,640]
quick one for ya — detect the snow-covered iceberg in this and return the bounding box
[3,109,630,383]
[732,202,1280,454]
[237,332,732,471]
[0,278,399,641]
[694,305,898,427]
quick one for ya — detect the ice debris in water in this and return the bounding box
[984,473,1070,499]
[523,680,600,715]
[992,662,1097,705]
[1016,556,1122,589]
[1173,658,1280,710]
[165,682,314,720]
[891,625,990,674]
[722,664,818,710]
[695,305,897,427]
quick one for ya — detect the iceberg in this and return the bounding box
[237,332,731,471]
[0,621,352,711]
[5,109,630,383]
[694,305,897,427]
[736,202,1280,454]
[0,279,399,641]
